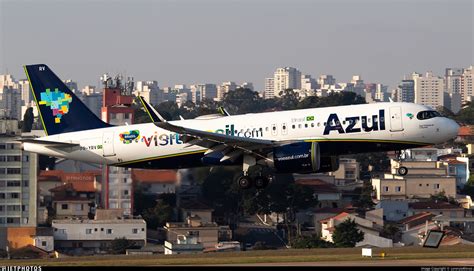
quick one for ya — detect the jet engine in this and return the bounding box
[272,142,339,173]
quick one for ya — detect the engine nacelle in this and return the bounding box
[273,142,339,173]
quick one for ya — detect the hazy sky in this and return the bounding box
[1,0,473,91]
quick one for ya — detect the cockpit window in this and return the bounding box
[416,110,441,120]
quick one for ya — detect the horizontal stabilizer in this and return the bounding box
[16,138,80,148]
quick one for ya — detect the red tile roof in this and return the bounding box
[320,212,350,223]
[398,212,435,225]
[49,181,96,193]
[458,126,473,137]
[295,179,339,194]
[132,169,177,184]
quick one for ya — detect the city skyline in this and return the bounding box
[1,0,472,91]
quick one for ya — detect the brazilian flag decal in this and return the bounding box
[306,116,315,121]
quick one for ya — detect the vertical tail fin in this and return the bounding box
[24,64,112,135]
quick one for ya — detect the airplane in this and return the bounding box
[20,64,460,189]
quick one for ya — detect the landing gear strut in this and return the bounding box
[237,155,271,190]
[395,150,408,176]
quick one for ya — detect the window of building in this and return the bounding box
[292,125,295,129]
[123,178,128,183]
[434,184,440,189]
[6,168,20,174]
[41,241,47,247]
[23,181,28,187]
[396,186,401,192]
[9,193,19,199]
[304,124,308,128]
[132,228,138,234]
[419,183,422,187]
[61,204,68,210]
[6,156,21,162]
[7,181,21,187]
[86,229,92,234]
[106,229,113,234]
[0,193,5,199]
[383,186,389,192]
[142,228,145,231]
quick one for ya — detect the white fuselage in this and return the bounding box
[23,102,459,168]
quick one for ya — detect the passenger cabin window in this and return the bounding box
[417,110,441,120]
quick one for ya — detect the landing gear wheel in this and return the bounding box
[397,166,408,176]
[238,176,253,189]
[254,176,269,190]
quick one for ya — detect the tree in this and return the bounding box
[110,238,136,254]
[291,234,334,248]
[352,180,375,214]
[332,219,364,247]
[380,223,400,241]
[142,200,173,229]
[278,89,300,110]
[21,107,34,132]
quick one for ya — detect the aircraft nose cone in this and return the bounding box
[447,119,460,139]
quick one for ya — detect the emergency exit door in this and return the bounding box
[102,132,116,157]
[389,106,404,132]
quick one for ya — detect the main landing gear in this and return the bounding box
[238,154,271,190]
[237,175,271,190]
[395,149,408,176]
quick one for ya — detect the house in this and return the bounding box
[372,173,457,200]
[455,125,474,143]
[52,209,146,252]
[132,169,177,195]
[408,201,465,218]
[179,200,214,223]
[295,179,342,208]
[164,234,204,255]
[50,182,97,220]
[439,158,470,189]
[0,227,54,252]
[376,200,409,221]
[164,216,232,248]
[329,158,360,181]
[397,212,436,246]
[320,211,392,248]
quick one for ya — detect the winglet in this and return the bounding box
[218,106,231,116]
[137,96,167,122]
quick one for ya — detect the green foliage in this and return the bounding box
[352,180,375,213]
[291,234,334,249]
[141,200,173,229]
[461,184,474,198]
[332,219,364,247]
[110,238,136,254]
[454,102,474,124]
[380,223,400,240]
[22,107,34,132]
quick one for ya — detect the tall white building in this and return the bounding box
[301,75,317,91]
[134,81,163,106]
[0,120,37,227]
[18,80,31,105]
[413,71,444,109]
[273,67,301,97]
[461,65,473,102]
[264,78,274,99]
[318,75,336,86]
[217,82,237,101]
[0,75,22,120]
[190,84,216,103]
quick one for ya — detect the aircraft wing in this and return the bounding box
[154,122,280,161]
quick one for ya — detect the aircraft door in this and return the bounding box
[389,106,404,132]
[102,132,116,157]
